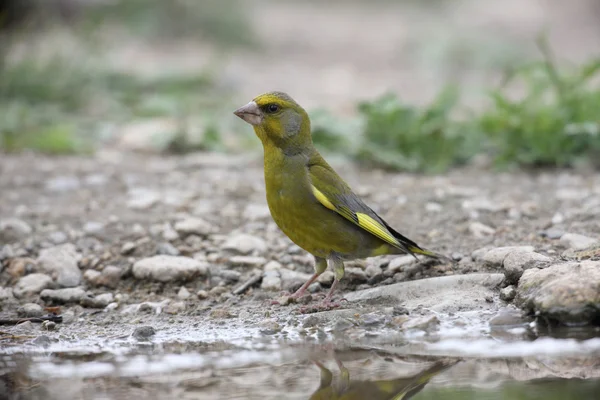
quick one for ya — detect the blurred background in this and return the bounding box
[1,0,600,172]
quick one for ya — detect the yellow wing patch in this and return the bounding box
[356,213,399,247]
[311,185,336,211]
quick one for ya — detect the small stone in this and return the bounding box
[46,176,80,192]
[317,271,334,286]
[402,315,439,332]
[559,233,598,250]
[210,286,228,296]
[156,242,180,256]
[500,285,517,302]
[40,288,86,304]
[361,313,385,326]
[48,231,68,244]
[210,308,234,319]
[462,198,505,212]
[162,224,179,241]
[425,202,442,213]
[551,212,565,225]
[259,319,281,335]
[132,326,156,340]
[32,334,52,347]
[228,256,267,267]
[482,246,535,267]
[219,269,241,283]
[345,267,367,283]
[132,255,208,282]
[98,266,122,289]
[127,188,160,210]
[14,273,53,298]
[83,221,104,235]
[41,320,57,331]
[37,244,82,287]
[0,287,14,301]
[280,269,312,291]
[469,222,496,237]
[0,218,33,243]
[121,241,137,255]
[242,204,271,221]
[388,255,416,273]
[174,217,213,237]
[196,290,209,299]
[538,228,565,240]
[222,234,267,255]
[94,293,114,307]
[17,303,44,318]
[177,286,191,299]
[489,308,527,327]
[84,269,102,284]
[165,301,186,314]
[5,257,35,279]
[503,251,553,284]
[261,270,282,291]
[14,321,34,333]
[365,264,382,279]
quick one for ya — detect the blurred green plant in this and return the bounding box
[354,87,480,173]
[481,36,600,168]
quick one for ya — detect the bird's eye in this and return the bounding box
[266,104,280,113]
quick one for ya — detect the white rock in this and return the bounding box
[177,286,191,299]
[0,218,33,243]
[469,222,496,237]
[559,233,598,250]
[83,221,105,235]
[40,288,86,303]
[388,255,416,273]
[280,269,312,291]
[425,202,442,213]
[14,273,53,298]
[242,204,271,220]
[0,287,15,301]
[482,246,535,267]
[133,255,207,282]
[174,217,213,237]
[94,293,114,307]
[37,244,82,287]
[261,270,282,291]
[222,234,267,255]
[127,188,160,210]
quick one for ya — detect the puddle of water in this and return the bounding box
[1,336,599,400]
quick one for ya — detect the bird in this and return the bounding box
[234,91,450,309]
[308,356,457,400]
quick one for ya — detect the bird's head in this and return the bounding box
[234,91,312,153]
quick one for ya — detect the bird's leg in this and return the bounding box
[334,357,350,392]
[313,361,333,390]
[290,257,327,299]
[318,258,344,308]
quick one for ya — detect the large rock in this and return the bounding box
[559,233,598,250]
[37,244,82,287]
[503,251,553,284]
[0,218,32,243]
[132,255,207,282]
[516,261,600,326]
[14,273,53,298]
[174,217,214,237]
[481,246,535,267]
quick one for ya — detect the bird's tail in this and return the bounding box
[383,221,455,264]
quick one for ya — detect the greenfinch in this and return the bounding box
[234,91,449,307]
[309,357,456,400]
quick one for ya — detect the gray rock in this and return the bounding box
[219,269,241,283]
[516,260,600,325]
[165,301,186,314]
[37,244,82,287]
[40,288,86,304]
[261,270,282,291]
[242,204,271,221]
[45,176,80,192]
[162,224,179,241]
[489,308,527,327]
[0,218,33,243]
[83,221,105,235]
[132,255,207,282]
[83,269,102,284]
[32,334,52,348]
[365,264,382,278]
[94,293,114,307]
[196,290,209,299]
[482,246,535,267]
[538,228,565,240]
[177,286,191,299]
[259,319,281,335]
[345,267,367,283]
[280,269,312,291]
[0,287,14,301]
[127,188,160,210]
[14,273,53,298]
[503,251,553,284]
[156,242,180,256]
[17,303,44,317]
[469,221,496,237]
[222,234,267,255]
[228,256,267,267]
[559,233,598,250]
[174,217,213,237]
[41,320,57,331]
[0,244,15,261]
[402,315,439,332]
[387,255,416,273]
[48,231,69,244]
[500,285,517,302]
[98,266,122,289]
[132,326,156,340]
[120,241,136,255]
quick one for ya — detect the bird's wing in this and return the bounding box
[308,162,435,258]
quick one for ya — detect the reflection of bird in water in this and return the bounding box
[308,357,457,400]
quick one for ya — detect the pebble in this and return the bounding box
[261,270,282,291]
[387,255,416,273]
[0,218,33,243]
[280,269,312,291]
[32,335,52,348]
[0,287,14,301]
[219,269,242,283]
[242,204,271,221]
[46,176,80,192]
[14,273,53,298]
[40,287,86,304]
[196,290,209,299]
[425,202,442,213]
[83,221,105,235]
[162,224,180,241]
[469,221,496,237]
[228,256,267,267]
[132,326,156,340]
[489,308,527,327]
[177,286,191,299]
[538,228,565,240]
[259,319,281,335]
[559,233,598,250]
[41,320,57,331]
[222,234,267,255]
[94,293,115,308]
[503,251,553,284]
[120,241,137,255]
[132,255,208,282]
[165,301,186,314]
[5,257,36,279]
[127,188,160,210]
[516,260,600,325]
[156,242,180,256]
[17,303,44,317]
[174,217,213,237]
[48,231,69,244]
[401,315,439,332]
[482,246,535,267]
[499,285,517,302]
[317,271,334,286]
[37,244,82,287]
[345,267,367,283]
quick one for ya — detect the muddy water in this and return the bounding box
[2,322,600,400]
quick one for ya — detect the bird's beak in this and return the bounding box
[233,101,263,126]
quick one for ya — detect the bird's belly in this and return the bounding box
[267,190,381,259]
